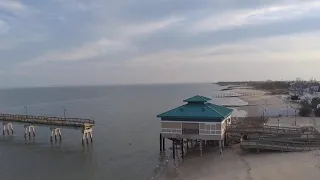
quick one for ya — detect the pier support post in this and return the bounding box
[10,124,13,134]
[31,126,35,137]
[86,132,89,144]
[186,139,189,153]
[54,129,57,141]
[172,141,176,159]
[50,129,54,142]
[89,132,93,142]
[181,139,184,158]
[24,127,28,138]
[50,128,61,142]
[219,140,223,155]
[2,124,5,136]
[224,134,228,147]
[2,123,13,136]
[81,125,93,145]
[58,129,62,140]
[159,134,163,151]
[82,133,86,145]
[222,138,225,150]
[199,140,203,156]
[162,137,165,151]
[28,126,31,137]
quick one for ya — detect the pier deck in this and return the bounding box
[0,113,95,144]
[0,114,95,128]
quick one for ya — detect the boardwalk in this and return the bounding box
[0,113,95,144]
[226,116,320,152]
[213,92,265,98]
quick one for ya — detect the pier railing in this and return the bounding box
[0,114,95,128]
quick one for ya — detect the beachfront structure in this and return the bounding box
[157,95,233,158]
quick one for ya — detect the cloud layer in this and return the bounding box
[1,0,320,87]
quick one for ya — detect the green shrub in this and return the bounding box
[315,108,320,117]
[299,106,312,117]
[311,97,320,109]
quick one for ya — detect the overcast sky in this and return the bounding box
[1,0,320,87]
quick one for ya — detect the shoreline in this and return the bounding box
[159,84,320,180]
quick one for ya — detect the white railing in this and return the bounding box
[199,130,221,135]
[161,128,182,134]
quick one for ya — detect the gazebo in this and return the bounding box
[157,95,233,158]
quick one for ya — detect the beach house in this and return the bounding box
[157,95,233,157]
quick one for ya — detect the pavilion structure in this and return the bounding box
[157,95,233,159]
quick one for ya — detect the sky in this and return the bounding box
[1,0,320,88]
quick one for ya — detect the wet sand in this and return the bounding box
[163,145,320,180]
[160,88,320,180]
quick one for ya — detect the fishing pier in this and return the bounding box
[0,113,95,144]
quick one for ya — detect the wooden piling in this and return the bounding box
[186,139,189,152]
[181,139,184,158]
[162,137,165,150]
[200,140,203,156]
[159,134,163,151]
[172,141,176,159]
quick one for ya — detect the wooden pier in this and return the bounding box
[213,92,265,98]
[226,116,320,152]
[0,113,95,144]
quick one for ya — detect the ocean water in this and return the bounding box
[0,83,241,180]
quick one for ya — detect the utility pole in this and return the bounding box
[24,107,28,116]
[64,108,67,119]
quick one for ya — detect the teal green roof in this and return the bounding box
[157,95,233,122]
[183,95,211,103]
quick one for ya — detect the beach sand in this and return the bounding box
[162,146,320,180]
[159,88,320,180]
[234,88,290,116]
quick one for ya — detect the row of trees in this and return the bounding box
[299,97,320,117]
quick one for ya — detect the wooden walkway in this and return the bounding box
[213,92,265,98]
[0,114,95,128]
[0,113,95,144]
[241,137,320,152]
[226,116,320,152]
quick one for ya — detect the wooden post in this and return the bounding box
[219,140,223,155]
[181,139,184,158]
[162,137,165,150]
[222,138,225,150]
[186,139,189,152]
[200,140,203,156]
[172,141,176,159]
[225,134,228,147]
[159,134,163,152]
[89,132,93,142]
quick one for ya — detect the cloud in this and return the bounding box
[0,20,10,34]
[0,0,27,11]
[20,38,128,67]
[0,33,47,50]
[123,17,184,37]
[127,32,320,67]
[191,1,320,32]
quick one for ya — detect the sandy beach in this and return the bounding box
[159,88,320,180]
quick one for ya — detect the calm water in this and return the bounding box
[0,83,234,180]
